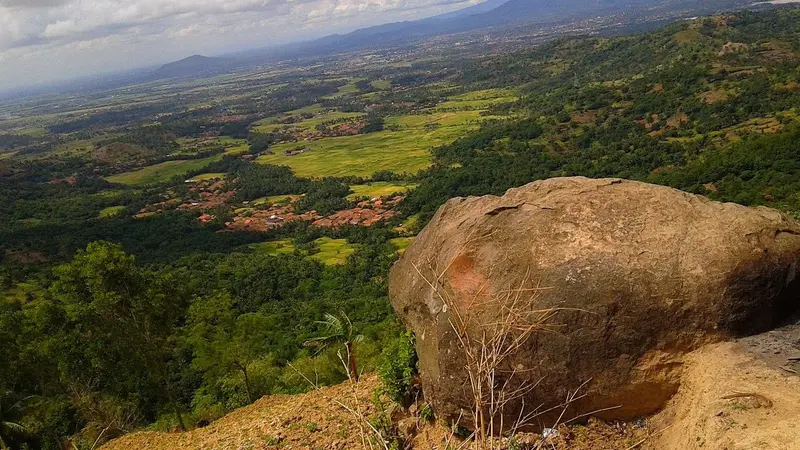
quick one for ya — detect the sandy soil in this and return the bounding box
[650,323,800,450]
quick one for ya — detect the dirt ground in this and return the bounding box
[103,324,800,450]
[101,376,650,450]
[649,322,800,450]
[410,420,650,450]
[101,377,383,450]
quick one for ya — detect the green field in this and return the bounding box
[219,137,251,155]
[389,237,414,255]
[249,239,297,256]
[251,195,295,206]
[433,88,518,110]
[323,79,363,99]
[371,79,391,90]
[55,139,95,155]
[105,155,221,186]
[250,104,325,130]
[252,110,364,134]
[249,237,356,265]
[90,190,124,200]
[98,205,126,218]
[347,182,417,200]
[53,133,123,157]
[309,238,356,265]
[394,214,420,235]
[16,127,48,137]
[175,137,250,156]
[254,90,514,178]
[193,172,226,181]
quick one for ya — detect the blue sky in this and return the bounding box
[0,0,484,91]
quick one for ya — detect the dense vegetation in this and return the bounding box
[406,10,800,222]
[4,7,800,449]
[1,236,400,448]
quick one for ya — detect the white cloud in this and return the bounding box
[0,0,484,91]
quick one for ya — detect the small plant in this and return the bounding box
[367,396,407,450]
[419,402,434,422]
[507,437,523,450]
[305,421,320,432]
[264,434,282,445]
[448,421,470,439]
[377,331,418,407]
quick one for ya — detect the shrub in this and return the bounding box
[377,331,418,407]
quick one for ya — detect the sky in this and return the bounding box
[0,0,484,92]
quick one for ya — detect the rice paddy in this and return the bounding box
[389,237,414,255]
[371,79,391,90]
[309,238,356,265]
[105,155,222,186]
[251,195,296,206]
[254,89,515,178]
[347,182,416,200]
[248,237,357,265]
[252,110,364,134]
[249,239,297,256]
[323,79,363,99]
[98,205,126,218]
[192,173,226,181]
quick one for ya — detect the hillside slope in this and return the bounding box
[101,377,382,450]
[101,372,650,449]
[101,325,800,449]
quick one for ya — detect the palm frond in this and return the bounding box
[1,420,28,436]
[315,313,344,334]
[303,335,332,348]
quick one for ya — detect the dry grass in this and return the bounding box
[100,377,383,450]
[411,231,596,450]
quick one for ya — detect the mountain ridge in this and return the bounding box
[152,55,234,80]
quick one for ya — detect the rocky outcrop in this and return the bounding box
[389,177,800,429]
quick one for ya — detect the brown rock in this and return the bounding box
[389,177,800,430]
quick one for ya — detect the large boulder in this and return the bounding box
[389,177,800,430]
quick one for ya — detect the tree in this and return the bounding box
[186,294,274,404]
[48,241,190,432]
[305,313,363,382]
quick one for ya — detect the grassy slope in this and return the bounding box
[100,377,381,450]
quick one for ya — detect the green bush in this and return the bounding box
[377,331,418,407]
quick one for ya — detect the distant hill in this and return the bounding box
[461,0,665,25]
[152,55,235,80]
[287,0,670,55]
[431,0,512,21]
[161,0,748,82]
